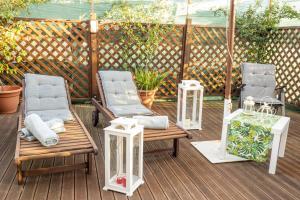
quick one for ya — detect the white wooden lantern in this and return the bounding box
[177,80,204,130]
[243,96,255,115]
[103,117,144,196]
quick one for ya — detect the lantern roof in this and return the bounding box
[104,117,143,135]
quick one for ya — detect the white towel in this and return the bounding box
[133,116,169,129]
[24,114,59,147]
[45,118,66,133]
[20,118,65,142]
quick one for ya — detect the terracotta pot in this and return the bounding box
[138,88,158,109]
[0,85,22,114]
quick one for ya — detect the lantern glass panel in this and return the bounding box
[132,134,141,184]
[109,135,127,182]
[184,90,201,129]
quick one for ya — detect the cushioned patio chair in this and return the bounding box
[91,71,190,157]
[15,74,98,184]
[238,63,285,115]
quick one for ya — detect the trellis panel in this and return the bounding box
[185,26,228,95]
[97,23,184,97]
[0,19,90,99]
[265,27,300,106]
[1,19,299,106]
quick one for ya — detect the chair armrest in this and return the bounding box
[237,84,246,90]
[236,83,246,94]
[91,97,115,120]
[275,86,285,102]
[275,86,285,92]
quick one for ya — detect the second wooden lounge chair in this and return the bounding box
[91,71,189,157]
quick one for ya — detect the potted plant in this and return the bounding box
[134,68,168,108]
[104,1,174,108]
[0,0,47,113]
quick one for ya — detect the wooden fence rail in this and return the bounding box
[1,18,299,106]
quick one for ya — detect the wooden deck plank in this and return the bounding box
[0,102,299,200]
[18,160,44,200]
[31,158,55,200]
[4,161,33,200]
[61,156,75,200]
[161,156,208,200]
[144,157,181,200]
[47,157,64,200]
[0,159,17,200]
[80,105,116,200]
[74,154,87,200]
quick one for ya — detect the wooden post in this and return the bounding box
[89,19,98,97]
[179,18,192,81]
[224,0,236,100]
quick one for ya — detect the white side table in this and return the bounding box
[220,109,290,174]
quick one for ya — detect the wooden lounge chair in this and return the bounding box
[238,63,286,115]
[91,71,190,157]
[15,74,98,184]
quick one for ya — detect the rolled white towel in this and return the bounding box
[133,116,169,129]
[20,118,65,142]
[24,114,59,147]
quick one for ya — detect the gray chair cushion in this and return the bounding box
[241,63,278,104]
[252,97,283,105]
[108,105,153,117]
[98,71,153,117]
[24,74,73,121]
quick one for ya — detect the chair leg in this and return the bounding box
[92,110,99,127]
[282,105,286,116]
[172,139,179,157]
[238,96,242,108]
[17,161,23,185]
[86,153,92,174]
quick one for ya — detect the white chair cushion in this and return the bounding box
[99,70,153,117]
[252,97,283,105]
[24,74,73,121]
[108,105,153,117]
[99,71,141,106]
[27,109,74,121]
[241,63,277,103]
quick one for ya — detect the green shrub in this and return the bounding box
[0,0,47,77]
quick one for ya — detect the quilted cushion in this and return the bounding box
[108,104,153,117]
[99,71,153,116]
[24,74,73,121]
[252,97,283,105]
[241,63,277,104]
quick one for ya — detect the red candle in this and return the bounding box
[116,177,123,184]
[122,177,126,187]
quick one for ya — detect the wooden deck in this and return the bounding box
[0,101,299,200]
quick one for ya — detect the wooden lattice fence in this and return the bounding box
[96,23,184,97]
[1,18,299,106]
[265,27,300,106]
[0,19,91,99]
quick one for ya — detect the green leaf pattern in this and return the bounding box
[227,112,280,162]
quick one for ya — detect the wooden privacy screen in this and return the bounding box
[1,18,299,106]
[0,19,91,99]
[265,28,300,106]
[96,23,184,98]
